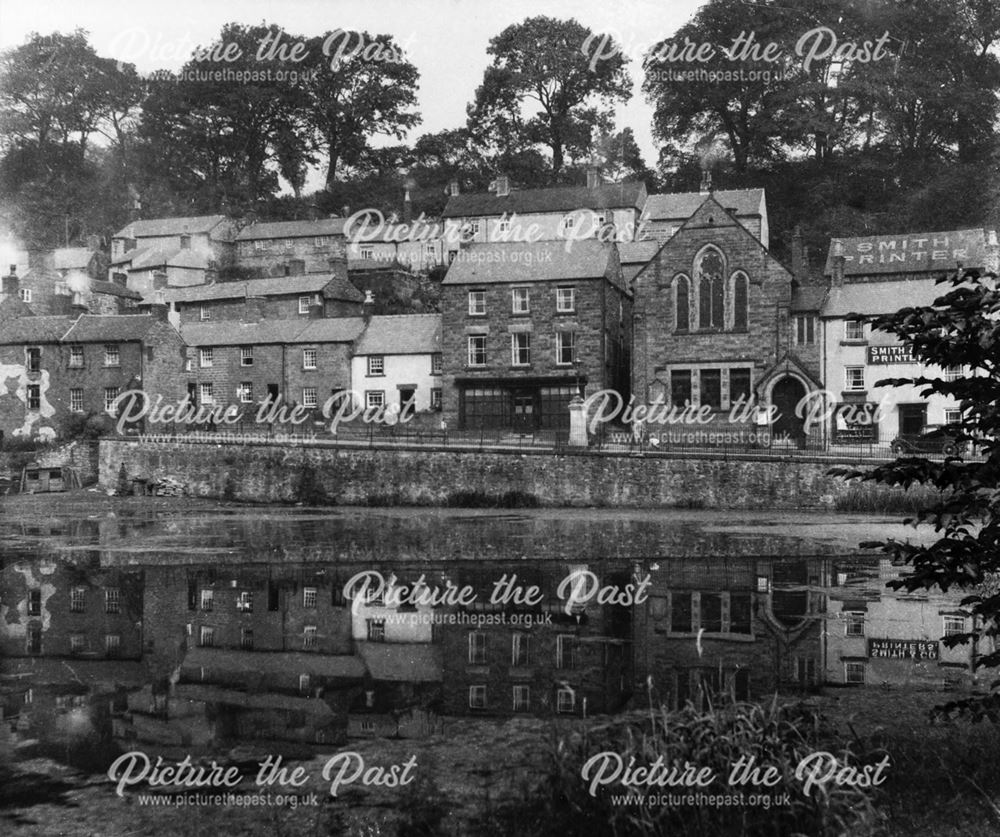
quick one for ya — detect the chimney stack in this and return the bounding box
[403,187,413,225]
[448,179,460,197]
[831,240,846,288]
[2,264,18,298]
[495,174,510,198]
[700,168,712,195]
[791,226,805,281]
[586,166,601,190]
[70,292,88,317]
[362,290,375,323]
[150,293,170,322]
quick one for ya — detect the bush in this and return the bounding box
[480,701,887,837]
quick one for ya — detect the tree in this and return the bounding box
[834,267,1000,719]
[591,128,656,187]
[468,16,631,177]
[137,23,314,211]
[302,30,420,190]
[644,0,801,173]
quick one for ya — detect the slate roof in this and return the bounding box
[62,314,159,342]
[354,314,441,355]
[91,280,142,300]
[53,247,96,271]
[355,642,442,682]
[618,240,661,264]
[823,229,988,277]
[154,273,362,304]
[235,218,346,240]
[822,278,956,318]
[181,317,365,346]
[442,239,618,286]
[442,182,647,217]
[344,220,443,242]
[113,215,229,240]
[110,244,211,271]
[642,189,765,220]
[0,315,73,343]
[294,318,367,343]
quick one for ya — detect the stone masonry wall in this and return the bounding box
[100,439,887,510]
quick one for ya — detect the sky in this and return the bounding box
[0,0,705,173]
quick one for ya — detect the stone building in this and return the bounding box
[234,218,346,276]
[436,560,632,718]
[110,215,236,290]
[634,557,824,707]
[153,269,364,326]
[0,560,144,661]
[0,312,187,439]
[632,193,822,444]
[638,184,769,247]
[440,239,631,431]
[179,318,364,416]
[441,171,648,261]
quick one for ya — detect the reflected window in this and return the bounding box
[468,631,486,664]
[671,592,692,632]
[844,611,865,637]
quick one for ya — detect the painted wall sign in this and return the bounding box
[868,638,939,660]
[867,345,917,364]
[825,229,986,276]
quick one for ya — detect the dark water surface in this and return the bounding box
[0,496,960,776]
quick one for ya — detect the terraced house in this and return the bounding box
[179,318,365,415]
[150,269,364,326]
[440,239,631,431]
[0,312,187,438]
[234,218,347,277]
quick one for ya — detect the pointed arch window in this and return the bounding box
[732,272,749,331]
[675,275,690,332]
[695,248,725,329]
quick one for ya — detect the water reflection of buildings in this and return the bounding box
[0,550,985,761]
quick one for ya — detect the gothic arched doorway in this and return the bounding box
[771,376,807,445]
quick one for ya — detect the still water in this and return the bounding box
[0,498,970,774]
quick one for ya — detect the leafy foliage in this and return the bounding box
[468,16,632,177]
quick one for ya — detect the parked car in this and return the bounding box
[890,424,965,456]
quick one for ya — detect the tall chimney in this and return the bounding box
[700,169,712,195]
[495,174,510,198]
[831,240,846,288]
[403,187,413,225]
[586,166,601,190]
[791,226,805,281]
[448,179,460,197]
[362,290,375,323]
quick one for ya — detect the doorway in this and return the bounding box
[898,404,926,437]
[512,391,536,432]
[771,377,807,444]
